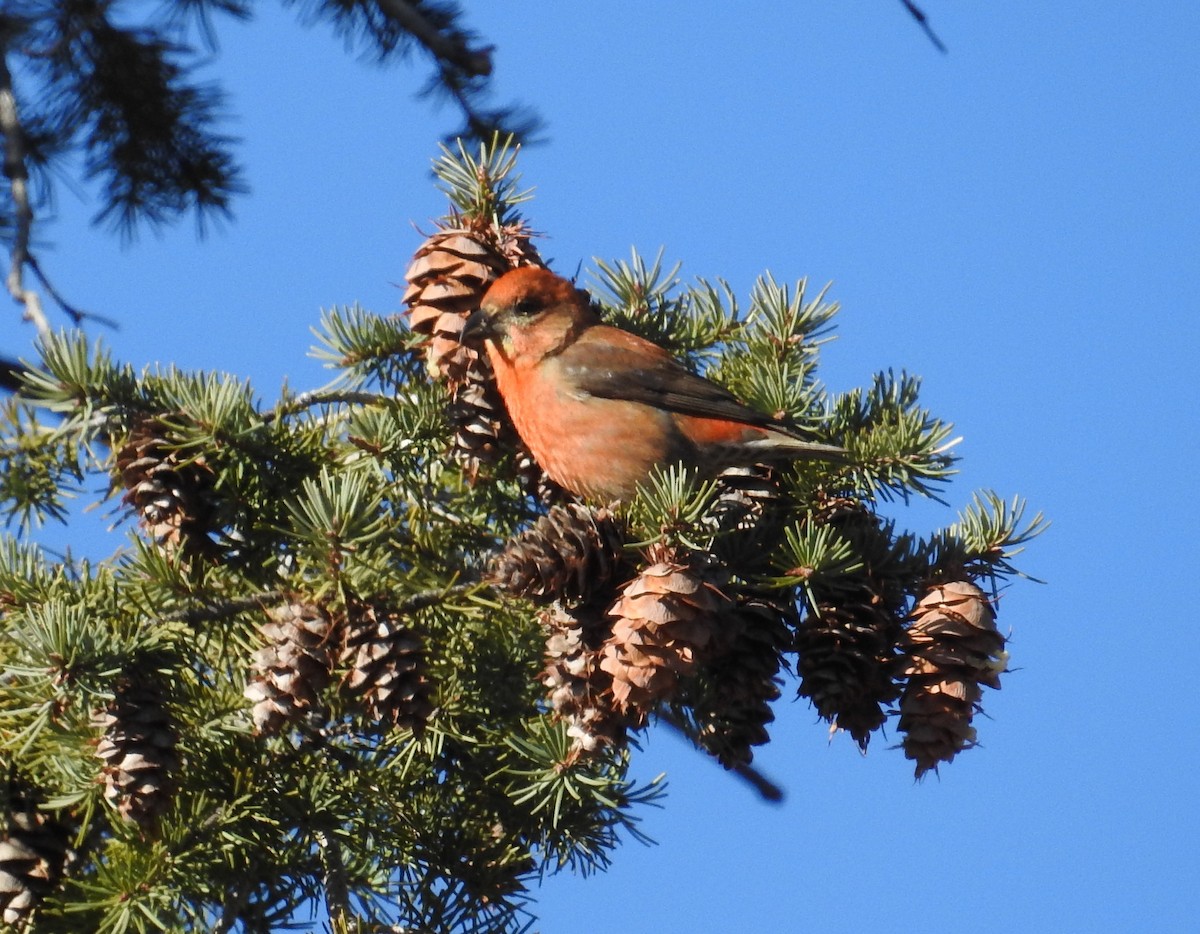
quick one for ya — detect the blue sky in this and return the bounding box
[5,2,1199,931]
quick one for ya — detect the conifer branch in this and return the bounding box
[375,0,493,77]
[0,42,108,338]
[165,590,285,626]
[0,137,1043,929]
[0,44,49,339]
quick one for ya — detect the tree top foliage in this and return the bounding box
[0,136,1043,932]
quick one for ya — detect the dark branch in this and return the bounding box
[164,590,285,626]
[373,0,539,142]
[26,255,119,329]
[375,0,493,77]
[0,355,23,393]
[898,0,948,54]
[657,707,784,803]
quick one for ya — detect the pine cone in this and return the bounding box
[447,360,510,481]
[94,672,179,830]
[403,223,541,384]
[898,581,1005,777]
[710,465,786,571]
[0,787,70,928]
[809,491,867,528]
[114,416,218,557]
[403,223,551,487]
[403,229,507,339]
[599,552,730,723]
[811,492,907,611]
[342,602,435,734]
[684,594,794,769]
[244,601,337,735]
[513,446,567,505]
[490,504,626,604]
[711,465,782,534]
[540,604,626,755]
[794,593,903,749]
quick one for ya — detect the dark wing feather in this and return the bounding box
[563,326,791,432]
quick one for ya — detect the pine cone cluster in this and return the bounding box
[244,601,337,735]
[0,787,70,928]
[114,416,218,557]
[489,503,626,604]
[343,601,435,734]
[94,672,179,830]
[490,480,1018,775]
[244,598,440,738]
[898,581,1006,777]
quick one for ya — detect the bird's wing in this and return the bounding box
[562,326,786,431]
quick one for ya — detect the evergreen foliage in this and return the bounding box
[0,137,1042,931]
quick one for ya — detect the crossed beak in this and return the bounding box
[461,308,496,342]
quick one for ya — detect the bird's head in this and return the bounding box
[464,267,596,363]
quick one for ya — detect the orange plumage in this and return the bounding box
[463,267,845,502]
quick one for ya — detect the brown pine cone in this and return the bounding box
[898,581,1006,777]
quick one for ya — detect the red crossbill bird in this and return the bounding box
[462,266,846,503]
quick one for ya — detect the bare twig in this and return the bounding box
[164,590,285,626]
[396,581,477,613]
[898,0,948,54]
[1,36,113,338]
[26,254,119,329]
[0,45,50,338]
[263,388,391,424]
[657,707,784,803]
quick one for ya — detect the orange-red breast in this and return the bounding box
[462,266,846,502]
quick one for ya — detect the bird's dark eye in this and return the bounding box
[513,297,541,317]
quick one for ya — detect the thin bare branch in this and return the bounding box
[0,45,50,338]
[0,42,101,338]
[26,255,119,329]
[315,828,353,933]
[263,389,391,424]
[657,707,784,803]
[164,590,285,626]
[898,0,948,54]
